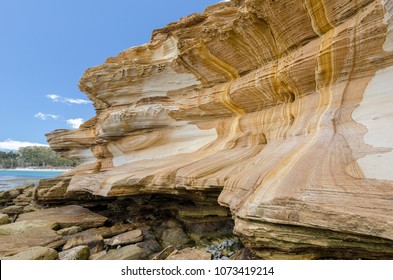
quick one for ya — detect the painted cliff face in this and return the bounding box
[42,0,393,259]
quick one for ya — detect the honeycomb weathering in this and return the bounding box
[42,0,393,259]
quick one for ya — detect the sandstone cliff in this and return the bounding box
[40,0,393,259]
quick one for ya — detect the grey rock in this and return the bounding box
[137,239,162,256]
[59,245,90,260]
[161,227,192,249]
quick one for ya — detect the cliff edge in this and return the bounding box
[35,0,393,259]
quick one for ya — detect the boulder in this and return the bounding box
[59,245,90,260]
[0,213,9,225]
[3,246,58,260]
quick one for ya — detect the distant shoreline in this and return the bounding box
[0,168,71,172]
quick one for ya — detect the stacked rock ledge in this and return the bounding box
[2,0,393,259]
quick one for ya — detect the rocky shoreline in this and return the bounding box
[0,184,252,260]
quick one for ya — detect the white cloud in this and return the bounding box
[34,112,60,120]
[47,94,60,101]
[66,118,84,129]
[63,98,91,105]
[0,139,48,151]
[46,94,91,105]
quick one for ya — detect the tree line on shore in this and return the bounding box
[0,146,78,169]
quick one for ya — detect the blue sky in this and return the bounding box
[0,0,223,150]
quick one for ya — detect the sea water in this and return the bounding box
[0,169,65,191]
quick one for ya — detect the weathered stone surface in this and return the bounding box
[0,213,9,225]
[59,245,90,260]
[1,205,24,215]
[2,246,58,260]
[39,0,393,259]
[106,229,143,246]
[89,250,107,260]
[0,220,62,257]
[57,226,83,236]
[87,223,134,238]
[0,205,106,257]
[63,231,104,254]
[166,248,211,260]
[97,244,146,260]
[17,205,107,230]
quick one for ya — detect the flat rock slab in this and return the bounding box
[63,231,104,254]
[88,223,134,238]
[0,220,62,257]
[166,248,212,260]
[17,205,108,229]
[106,229,143,246]
[98,244,146,260]
[2,246,58,260]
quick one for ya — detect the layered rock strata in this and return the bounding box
[39,0,393,259]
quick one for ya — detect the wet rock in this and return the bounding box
[57,226,83,236]
[97,244,146,260]
[59,245,90,260]
[3,246,58,260]
[106,229,143,247]
[63,231,104,254]
[0,213,10,225]
[166,248,211,260]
